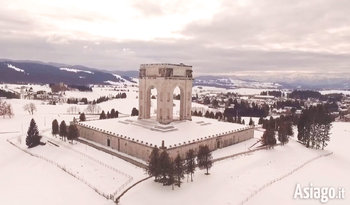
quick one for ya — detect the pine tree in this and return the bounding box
[131,108,139,116]
[115,110,119,118]
[100,111,106,119]
[148,147,161,181]
[79,113,86,121]
[159,150,172,185]
[185,149,196,182]
[67,124,79,143]
[110,109,116,118]
[51,119,59,137]
[249,117,254,126]
[26,119,41,148]
[174,154,185,187]
[262,128,276,148]
[241,119,245,125]
[59,121,68,141]
[197,145,213,175]
[278,122,288,145]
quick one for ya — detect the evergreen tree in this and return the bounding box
[131,108,139,116]
[106,111,111,119]
[59,121,68,141]
[204,111,210,118]
[115,110,119,118]
[51,119,59,137]
[67,124,79,143]
[241,119,245,125]
[26,119,41,148]
[185,149,196,182]
[237,115,242,124]
[261,128,276,148]
[197,145,213,175]
[159,150,172,185]
[249,117,254,126]
[147,147,161,181]
[111,109,116,118]
[79,113,86,121]
[100,111,106,119]
[278,122,288,145]
[198,111,203,117]
[174,154,185,187]
[258,116,263,125]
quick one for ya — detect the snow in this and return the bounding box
[0,95,146,204]
[120,122,349,205]
[59,67,94,74]
[0,133,113,205]
[247,122,350,205]
[320,90,350,95]
[79,116,250,147]
[193,86,278,96]
[1,83,349,205]
[7,63,25,73]
[64,86,138,102]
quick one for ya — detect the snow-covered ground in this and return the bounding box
[0,92,146,205]
[120,122,349,205]
[319,90,350,95]
[1,84,349,205]
[0,133,112,205]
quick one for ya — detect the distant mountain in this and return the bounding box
[1,59,349,90]
[194,76,281,89]
[194,72,350,90]
[0,59,136,85]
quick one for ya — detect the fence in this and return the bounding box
[7,135,136,202]
[239,151,333,205]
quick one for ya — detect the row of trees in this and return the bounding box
[261,116,294,147]
[0,100,14,118]
[260,90,283,98]
[100,109,119,119]
[192,110,253,125]
[0,89,20,99]
[147,145,213,188]
[52,120,79,142]
[297,105,332,149]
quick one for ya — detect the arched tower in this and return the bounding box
[138,63,193,124]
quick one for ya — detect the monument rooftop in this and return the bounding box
[78,116,250,147]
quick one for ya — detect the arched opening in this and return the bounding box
[149,86,158,120]
[172,86,182,120]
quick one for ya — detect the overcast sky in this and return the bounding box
[1,0,350,74]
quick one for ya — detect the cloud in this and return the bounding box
[0,0,349,75]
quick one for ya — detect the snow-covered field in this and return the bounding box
[120,122,349,205]
[0,88,146,204]
[1,84,349,205]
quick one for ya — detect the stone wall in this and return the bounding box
[77,123,254,162]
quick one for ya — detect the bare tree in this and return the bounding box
[0,100,14,118]
[67,106,80,114]
[24,103,37,115]
[85,104,101,114]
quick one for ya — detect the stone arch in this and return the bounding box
[171,84,185,120]
[144,84,159,120]
[138,63,193,124]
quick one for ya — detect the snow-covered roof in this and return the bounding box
[79,116,249,147]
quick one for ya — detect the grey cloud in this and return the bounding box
[0,0,349,75]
